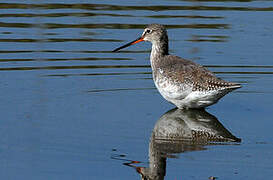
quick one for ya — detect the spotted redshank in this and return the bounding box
[113,24,241,109]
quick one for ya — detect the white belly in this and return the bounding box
[154,76,227,109]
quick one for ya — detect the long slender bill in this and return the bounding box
[112,37,144,52]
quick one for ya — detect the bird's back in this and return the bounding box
[154,55,241,92]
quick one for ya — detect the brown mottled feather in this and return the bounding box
[156,55,241,91]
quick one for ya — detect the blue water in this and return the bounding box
[0,0,273,179]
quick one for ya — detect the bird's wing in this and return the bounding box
[160,55,241,91]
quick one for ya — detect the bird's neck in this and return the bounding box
[150,40,169,70]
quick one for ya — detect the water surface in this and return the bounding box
[0,0,273,179]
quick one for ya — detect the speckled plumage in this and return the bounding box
[113,24,241,109]
[152,54,240,108]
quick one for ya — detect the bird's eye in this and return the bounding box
[146,29,152,33]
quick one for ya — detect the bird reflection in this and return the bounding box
[114,108,241,180]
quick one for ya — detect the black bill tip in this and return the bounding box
[112,37,144,52]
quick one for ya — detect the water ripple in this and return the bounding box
[87,87,155,93]
[0,38,122,42]
[1,3,272,12]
